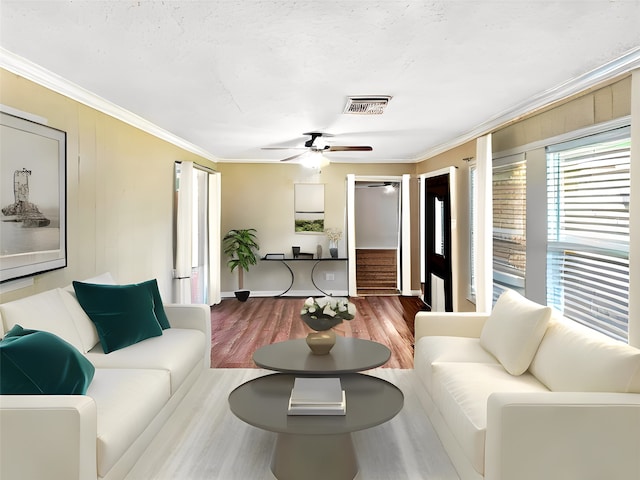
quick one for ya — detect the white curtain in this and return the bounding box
[174,161,193,304]
[346,174,357,296]
[475,134,493,313]
[208,171,222,305]
[400,174,412,296]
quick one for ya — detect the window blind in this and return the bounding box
[546,127,630,341]
[493,160,526,298]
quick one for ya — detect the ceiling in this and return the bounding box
[1,1,639,164]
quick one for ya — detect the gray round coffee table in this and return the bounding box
[253,336,391,373]
[228,373,404,480]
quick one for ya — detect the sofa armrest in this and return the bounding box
[164,303,210,334]
[164,303,212,367]
[0,395,98,480]
[414,312,489,340]
[485,391,640,480]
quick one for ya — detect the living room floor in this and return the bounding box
[209,295,427,368]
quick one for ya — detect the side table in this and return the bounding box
[228,373,404,480]
[252,336,391,374]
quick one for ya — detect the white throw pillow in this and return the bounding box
[480,290,552,375]
[530,315,640,393]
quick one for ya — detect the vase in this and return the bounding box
[329,239,338,258]
[305,329,336,355]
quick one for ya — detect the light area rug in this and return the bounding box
[124,368,460,480]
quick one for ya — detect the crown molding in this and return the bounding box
[3,46,638,166]
[415,46,640,163]
[0,48,219,163]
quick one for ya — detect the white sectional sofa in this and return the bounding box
[0,274,211,480]
[414,289,640,480]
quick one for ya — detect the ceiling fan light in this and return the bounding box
[301,151,327,169]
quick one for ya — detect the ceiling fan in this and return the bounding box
[263,132,372,162]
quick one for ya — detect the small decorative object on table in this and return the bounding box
[325,228,342,258]
[300,296,356,354]
[292,246,300,258]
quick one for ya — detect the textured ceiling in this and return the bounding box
[1,1,639,163]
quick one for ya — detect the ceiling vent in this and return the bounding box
[343,96,392,115]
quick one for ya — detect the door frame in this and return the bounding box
[346,174,412,297]
[420,167,458,311]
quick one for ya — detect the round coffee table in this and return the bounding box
[253,336,391,374]
[228,373,404,480]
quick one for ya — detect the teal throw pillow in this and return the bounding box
[0,324,95,395]
[73,281,163,353]
[139,279,171,329]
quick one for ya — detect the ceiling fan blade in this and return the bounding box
[326,146,373,152]
[280,152,306,162]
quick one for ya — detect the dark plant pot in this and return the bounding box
[235,290,250,302]
[329,247,338,258]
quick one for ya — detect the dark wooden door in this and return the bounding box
[424,174,453,311]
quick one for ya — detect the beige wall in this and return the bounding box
[0,69,215,303]
[217,162,416,293]
[493,76,631,151]
[2,68,632,310]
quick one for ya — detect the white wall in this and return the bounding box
[354,184,399,249]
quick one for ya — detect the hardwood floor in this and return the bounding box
[209,295,427,369]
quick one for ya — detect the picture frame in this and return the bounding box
[294,183,325,233]
[0,112,67,282]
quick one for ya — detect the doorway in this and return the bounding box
[354,180,400,295]
[174,162,221,305]
[346,174,412,297]
[420,168,458,311]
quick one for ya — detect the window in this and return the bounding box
[493,158,526,301]
[546,127,630,341]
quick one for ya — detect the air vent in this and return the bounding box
[343,96,392,115]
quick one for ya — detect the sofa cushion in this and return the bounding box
[415,336,499,393]
[87,328,205,394]
[59,288,101,353]
[431,362,549,475]
[87,368,170,477]
[0,325,95,395]
[139,279,171,329]
[73,281,163,353]
[480,289,552,375]
[0,288,85,351]
[530,315,640,393]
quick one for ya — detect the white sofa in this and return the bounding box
[414,290,640,480]
[0,274,211,480]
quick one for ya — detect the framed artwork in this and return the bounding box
[0,112,67,282]
[294,183,324,233]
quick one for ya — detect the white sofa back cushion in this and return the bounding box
[480,289,552,376]
[61,273,117,353]
[0,289,85,351]
[530,315,640,393]
[59,289,100,353]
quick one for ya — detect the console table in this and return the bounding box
[261,255,348,296]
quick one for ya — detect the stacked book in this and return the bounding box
[287,377,346,415]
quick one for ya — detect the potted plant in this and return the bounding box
[223,228,259,301]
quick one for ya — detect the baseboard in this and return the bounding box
[221,289,349,298]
